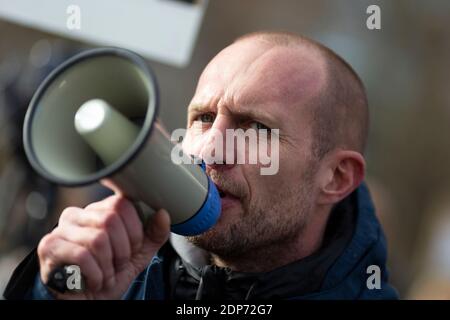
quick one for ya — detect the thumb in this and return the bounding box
[143,209,171,248]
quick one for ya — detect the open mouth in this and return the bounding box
[216,186,228,198]
[214,184,241,211]
[215,184,239,200]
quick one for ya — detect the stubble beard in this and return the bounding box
[187,165,316,261]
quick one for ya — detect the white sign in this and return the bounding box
[0,0,208,67]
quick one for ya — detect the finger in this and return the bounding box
[38,234,103,292]
[53,225,115,289]
[100,179,124,196]
[85,195,144,254]
[111,197,145,253]
[59,206,84,225]
[62,208,132,271]
[84,195,117,211]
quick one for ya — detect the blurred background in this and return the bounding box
[0,0,449,299]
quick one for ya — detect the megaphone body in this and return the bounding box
[23,48,221,236]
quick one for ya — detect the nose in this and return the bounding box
[201,114,236,171]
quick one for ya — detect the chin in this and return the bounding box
[187,217,230,249]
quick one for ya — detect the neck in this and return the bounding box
[211,205,331,273]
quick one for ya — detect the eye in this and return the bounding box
[195,113,215,123]
[249,121,271,132]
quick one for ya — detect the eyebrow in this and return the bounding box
[187,103,280,127]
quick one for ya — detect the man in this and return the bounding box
[5,31,398,299]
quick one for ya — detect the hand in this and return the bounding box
[37,194,171,299]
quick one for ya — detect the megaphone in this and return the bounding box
[23,47,221,236]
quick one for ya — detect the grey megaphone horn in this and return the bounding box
[23,47,221,238]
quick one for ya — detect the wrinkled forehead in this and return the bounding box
[194,39,327,113]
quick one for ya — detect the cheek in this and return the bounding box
[243,165,284,203]
[280,148,318,191]
[182,128,208,156]
[265,146,312,190]
[278,140,310,171]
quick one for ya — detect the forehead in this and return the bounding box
[193,39,327,115]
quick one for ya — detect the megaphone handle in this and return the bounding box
[45,201,154,294]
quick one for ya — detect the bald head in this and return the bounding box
[234,31,369,158]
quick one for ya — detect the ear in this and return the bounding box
[316,150,365,205]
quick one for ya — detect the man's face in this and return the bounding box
[183,39,327,258]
